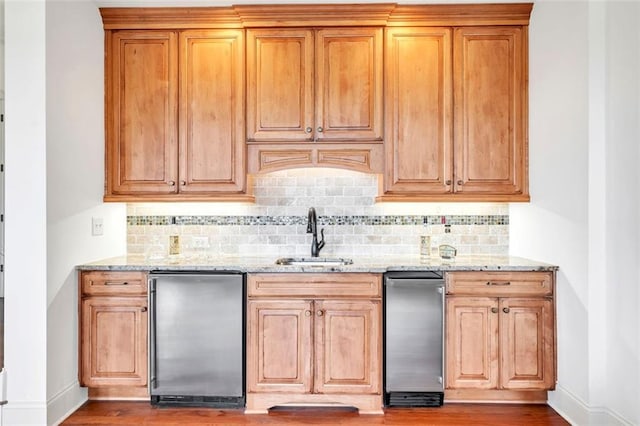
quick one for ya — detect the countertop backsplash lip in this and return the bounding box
[77,254,558,273]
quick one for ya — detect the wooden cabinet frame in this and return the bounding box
[246,273,383,414]
[103,27,251,202]
[100,3,533,202]
[444,271,556,403]
[245,27,384,174]
[79,271,149,399]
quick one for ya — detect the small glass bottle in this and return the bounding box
[420,235,431,258]
[419,217,431,259]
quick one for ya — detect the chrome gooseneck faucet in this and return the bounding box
[307,207,325,257]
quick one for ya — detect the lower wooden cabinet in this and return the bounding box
[246,273,382,414]
[445,272,556,402]
[79,271,148,397]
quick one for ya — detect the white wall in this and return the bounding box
[45,0,126,424]
[1,0,126,424]
[511,1,640,425]
[4,1,48,424]
[602,2,639,423]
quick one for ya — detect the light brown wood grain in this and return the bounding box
[383,27,453,195]
[105,30,178,197]
[178,30,246,194]
[453,26,528,197]
[81,297,147,388]
[445,271,556,399]
[63,400,569,425]
[246,274,382,414]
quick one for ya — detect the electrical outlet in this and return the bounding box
[92,217,104,236]
[192,236,209,249]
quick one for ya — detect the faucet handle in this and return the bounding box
[318,228,326,251]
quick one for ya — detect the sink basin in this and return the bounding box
[275,257,354,267]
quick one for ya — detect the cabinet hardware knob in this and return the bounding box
[141,307,148,312]
[317,310,324,316]
[503,307,510,314]
[305,127,313,133]
[316,126,324,133]
[457,180,463,186]
[486,281,511,286]
[168,181,176,186]
[445,180,452,185]
[180,180,186,186]
[305,310,311,317]
[491,307,499,313]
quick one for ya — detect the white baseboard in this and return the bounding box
[2,401,47,426]
[549,385,631,425]
[47,381,87,426]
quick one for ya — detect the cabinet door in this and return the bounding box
[315,300,381,394]
[179,30,246,194]
[106,31,178,195]
[316,28,383,142]
[453,27,527,196]
[246,29,315,142]
[446,297,499,389]
[80,297,148,387]
[499,298,555,390]
[247,300,313,393]
[384,27,452,194]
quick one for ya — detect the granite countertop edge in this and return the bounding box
[76,255,559,273]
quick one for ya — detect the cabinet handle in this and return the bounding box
[180,180,186,186]
[445,180,452,185]
[491,307,499,314]
[316,310,324,317]
[502,307,510,314]
[305,127,313,133]
[105,281,127,286]
[457,180,463,186]
[316,126,324,133]
[486,281,511,286]
[305,310,311,317]
[168,181,176,186]
[141,307,148,313]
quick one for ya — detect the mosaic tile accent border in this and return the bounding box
[127,215,509,226]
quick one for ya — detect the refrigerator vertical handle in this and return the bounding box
[149,278,158,389]
[439,284,445,388]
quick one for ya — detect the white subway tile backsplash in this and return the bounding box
[127,169,510,258]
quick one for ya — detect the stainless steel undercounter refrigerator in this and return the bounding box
[148,271,245,408]
[384,271,445,407]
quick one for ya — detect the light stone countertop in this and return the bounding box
[77,254,558,273]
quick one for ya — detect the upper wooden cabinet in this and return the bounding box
[383,27,453,195]
[100,3,532,202]
[178,30,246,195]
[245,27,385,174]
[381,23,530,201]
[247,27,383,143]
[105,30,178,197]
[103,27,250,201]
[453,27,527,198]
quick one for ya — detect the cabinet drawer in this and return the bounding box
[81,271,147,296]
[446,271,553,296]
[248,273,381,298]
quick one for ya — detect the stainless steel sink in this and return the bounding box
[275,257,354,267]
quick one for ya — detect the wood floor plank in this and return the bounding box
[62,401,569,425]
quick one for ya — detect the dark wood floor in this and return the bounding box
[62,401,569,425]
